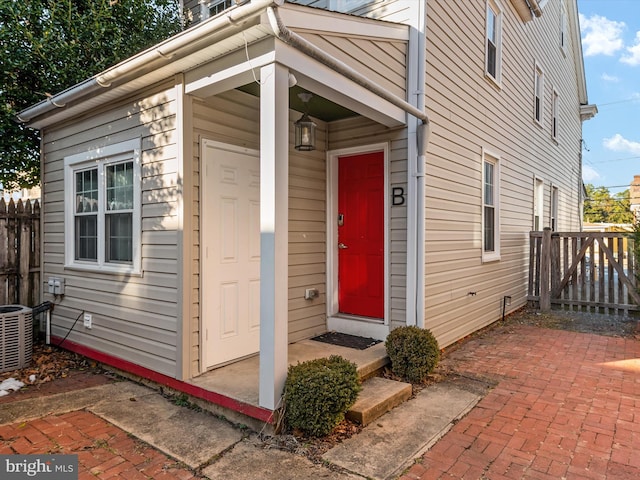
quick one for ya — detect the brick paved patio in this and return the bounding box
[399,325,640,480]
[0,409,201,479]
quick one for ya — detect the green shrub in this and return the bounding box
[283,355,361,437]
[385,326,440,383]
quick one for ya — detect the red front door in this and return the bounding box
[338,152,384,318]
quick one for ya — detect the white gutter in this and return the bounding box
[17,0,284,124]
[266,6,430,127]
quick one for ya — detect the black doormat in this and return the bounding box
[311,332,382,350]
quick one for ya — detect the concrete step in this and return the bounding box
[353,342,390,381]
[346,376,412,426]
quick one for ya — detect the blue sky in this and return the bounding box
[578,0,640,196]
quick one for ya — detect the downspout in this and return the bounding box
[17,0,284,124]
[415,0,429,329]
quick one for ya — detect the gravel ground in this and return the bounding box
[504,307,640,339]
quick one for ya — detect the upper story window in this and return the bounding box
[203,0,234,20]
[552,88,559,141]
[64,139,142,274]
[560,1,568,54]
[482,150,501,261]
[534,63,544,125]
[485,0,503,85]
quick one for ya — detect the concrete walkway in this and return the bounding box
[0,374,482,479]
[1,324,639,479]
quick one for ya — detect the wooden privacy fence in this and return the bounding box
[529,228,640,315]
[0,198,40,306]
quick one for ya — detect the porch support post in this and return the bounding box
[258,62,290,411]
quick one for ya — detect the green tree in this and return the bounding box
[583,184,634,223]
[0,0,181,189]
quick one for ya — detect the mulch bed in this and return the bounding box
[0,340,114,404]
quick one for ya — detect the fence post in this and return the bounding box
[540,227,552,311]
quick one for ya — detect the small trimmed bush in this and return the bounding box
[283,355,361,437]
[385,326,440,383]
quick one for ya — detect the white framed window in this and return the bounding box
[64,139,142,274]
[534,63,544,125]
[550,185,559,231]
[202,0,234,20]
[485,0,503,85]
[534,177,544,230]
[482,150,500,261]
[560,1,568,54]
[552,88,559,141]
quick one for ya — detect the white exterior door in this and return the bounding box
[202,140,260,369]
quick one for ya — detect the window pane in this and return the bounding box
[484,162,494,206]
[487,7,496,43]
[106,161,134,211]
[75,215,98,261]
[484,206,495,252]
[106,212,133,263]
[75,169,98,213]
[487,41,497,77]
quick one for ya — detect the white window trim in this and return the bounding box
[534,63,544,126]
[64,139,142,275]
[482,149,501,262]
[550,184,559,231]
[485,0,503,87]
[533,176,544,230]
[551,87,559,141]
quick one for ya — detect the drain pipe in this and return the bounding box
[266,6,430,126]
[414,1,428,329]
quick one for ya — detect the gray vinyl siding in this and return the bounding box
[423,0,585,347]
[41,82,180,376]
[191,89,329,374]
[328,117,408,330]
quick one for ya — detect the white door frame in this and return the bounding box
[326,143,390,340]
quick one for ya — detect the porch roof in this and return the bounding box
[17,0,414,130]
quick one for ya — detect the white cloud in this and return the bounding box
[582,165,600,182]
[579,14,625,56]
[621,31,640,65]
[601,73,620,82]
[603,134,640,155]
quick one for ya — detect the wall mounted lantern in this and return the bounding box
[294,92,316,151]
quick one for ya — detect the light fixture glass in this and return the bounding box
[294,93,316,151]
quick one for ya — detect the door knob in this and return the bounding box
[338,243,348,249]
